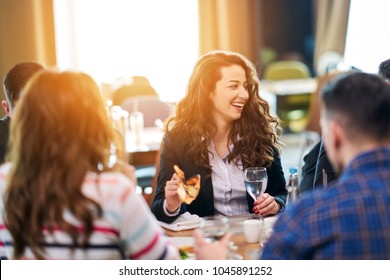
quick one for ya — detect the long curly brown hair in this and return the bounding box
[166,50,282,175]
[4,71,115,259]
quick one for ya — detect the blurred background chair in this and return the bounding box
[121,96,173,127]
[111,76,158,106]
[263,60,312,133]
[263,60,311,81]
[111,75,173,127]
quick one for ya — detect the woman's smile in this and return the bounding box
[231,100,246,111]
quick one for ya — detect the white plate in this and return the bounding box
[169,236,194,247]
[169,237,195,260]
[229,252,244,260]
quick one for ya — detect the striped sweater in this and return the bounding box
[0,163,179,260]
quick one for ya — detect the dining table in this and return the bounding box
[163,214,278,260]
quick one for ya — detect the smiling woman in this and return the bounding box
[151,50,287,225]
[53,0,199,103]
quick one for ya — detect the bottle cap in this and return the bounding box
[289,167,298,174]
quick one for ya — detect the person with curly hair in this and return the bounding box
[0,70,179,260]
[151,50,287,223]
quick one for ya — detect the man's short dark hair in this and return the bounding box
[378,59,390,81]
[321,71,390,142]
[3,61,44,108]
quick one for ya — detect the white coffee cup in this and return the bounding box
[243,219,263,243]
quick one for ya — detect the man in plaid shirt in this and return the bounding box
[261,72,390,259]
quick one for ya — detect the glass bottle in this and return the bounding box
[286,167,300,207]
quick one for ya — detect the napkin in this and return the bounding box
[159,212,200,231]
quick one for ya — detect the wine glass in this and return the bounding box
[244,167,268,218]
[198,216,229,243]
[198,216,242,259]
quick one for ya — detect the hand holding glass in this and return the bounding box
[244,167,268,218]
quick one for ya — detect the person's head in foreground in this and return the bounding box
[2,61,44,118]
[0,62,45,164]
[378,58,390,82]
[259,71,390,259]
[0,70,179,260]
[320,72,390,173]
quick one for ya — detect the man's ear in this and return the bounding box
[1,100,11,116]
[329,120,345,152]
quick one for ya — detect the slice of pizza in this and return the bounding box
[173,165,201,204]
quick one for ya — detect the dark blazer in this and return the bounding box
[300,140,338,193]
[313,140,337,187]
[151,132,287,223]
[300,140,321,193]
[0,115,10,164]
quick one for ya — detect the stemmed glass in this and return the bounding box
[198,216,229,243]
[198,216,242,259]
[244,167,268,218]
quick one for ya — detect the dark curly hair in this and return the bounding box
[165,50,282,175]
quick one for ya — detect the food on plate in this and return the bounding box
[179,245,194,254]
[179,245,194,260]
[173,165,201,204]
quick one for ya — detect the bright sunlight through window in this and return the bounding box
[344,0,390,73]
[53,0,199,102]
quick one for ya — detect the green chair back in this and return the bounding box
[263,60,311,80]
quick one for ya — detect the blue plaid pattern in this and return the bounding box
[261,147,390,259]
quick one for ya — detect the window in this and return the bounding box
[53,0,199,102]
[344,0,390,73]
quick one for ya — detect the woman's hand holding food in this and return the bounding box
[165,173,182,213]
